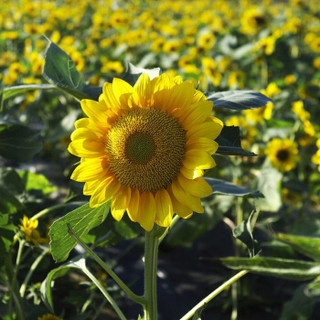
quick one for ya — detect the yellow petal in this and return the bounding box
[182,100,213,128]
[81,99,107,122]
[112,78,133,107]
[90,176,120,207]
[133,73,155,108]
[180,166,204,179]
[155,189,173,227]
[71,157,108,182]
[171,180,204,213]
[111,185,131,221]
[167,187,193,218]
[177,174,212,197]
[186,137,219,155]
[102,82,122,113]
[183,150,216,170]
[138,191,156,231]
[68,139,106,158]
[127,188,140,222]
[186,118,223,140]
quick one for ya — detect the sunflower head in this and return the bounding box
[68,73,223,231]
[265,138,300,172]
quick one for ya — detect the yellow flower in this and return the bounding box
[19,216,41,245]
[19,215,49,245]
[284,74,296,85]
[37,314,63,320]
[265,138,300,172]
[291,100,310,122]
[243,101,273,124]
[240,8,267,35]
[68,73,223,231]
[101,59,124,74]
[312,139,320,172]
[313,57,320,69]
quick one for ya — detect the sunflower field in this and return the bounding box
[1,0,320,319]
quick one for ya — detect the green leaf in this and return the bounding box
[40,255,87,312]
[277,233,320,261]
[0,168,25,213]
[42,40,102,101]
[2,84,56,101]
[122,62,161,86]
[0,123,43,162]
[206,90,272,110]
[0,214,16,259]
[42,40,85,100]
[204,177,262,198]
[49,201,111,262]
[233,210,260,257]
[220,257,320,281]
[19,171,56,195]
[216,126,256,156]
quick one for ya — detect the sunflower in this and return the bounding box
[68,73,223,231]
[265,138,299,172]
[37,314,63,320]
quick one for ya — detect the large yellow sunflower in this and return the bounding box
[68,73,223,231]
[265,138,300,172]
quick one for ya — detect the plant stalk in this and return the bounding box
[143,229,159,320]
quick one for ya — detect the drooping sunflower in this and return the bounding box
[265,138,300,172]
[68,73,223,231]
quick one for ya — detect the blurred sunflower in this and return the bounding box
[68,73,223,231]
[265,138,300,172]
[38,314,63,320]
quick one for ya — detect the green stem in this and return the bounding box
[143,229,159,320]
[20,248,49,297]
[31,203,67,221]
[4,254,25,320]
[179,270,248,320]
[67,224,145,305]
[81,265,127,320]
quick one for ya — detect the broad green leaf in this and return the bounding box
[42,41,102,101]
[277,233,320,261]
[233,210,260,257]
[49,201,111,262]
[43,41,84,100]
[0,123,43,162]
[0,214,16,259]
[19,171,56,195]
[2,84,56,101]
[41,255,87,312]
[0,168,25,214]
[122,62,161,86]
[206,90,272,110]
[204,177,262,198]
[255,165,282,212]
[216,126,256,156]
[220,257,320,281]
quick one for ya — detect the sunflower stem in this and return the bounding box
[143,229,159,320]
[67,224,145,305]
